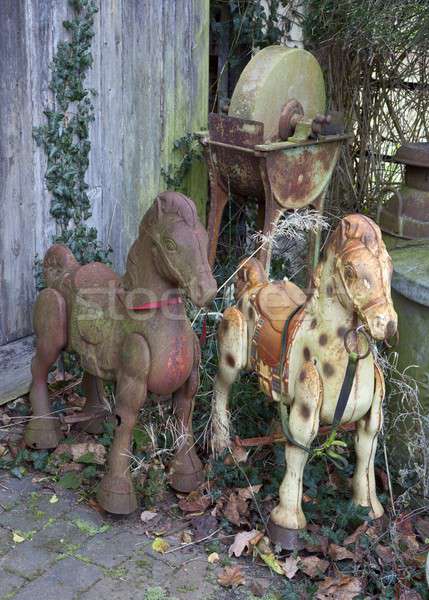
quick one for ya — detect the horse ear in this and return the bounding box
[333,218,350,251]
[341,218,352,238]
[153,196,164,222]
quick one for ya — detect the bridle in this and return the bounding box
[280,243,396,456]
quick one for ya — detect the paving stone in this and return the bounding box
[78,577,148,600]
[12,557,103,600]
[66,506,107,529]
[0,473,271,600]
[0,480,20,507]
[0,538,57,579]
[2,478,42,495]
[28,491,72,519]
[150,549,218,600]
[0,504,44,534]
[80,529,142,568]
[30,519,86,554]
[0,569,26,597]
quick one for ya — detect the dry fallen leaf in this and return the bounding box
[282,555,299,579]
[229,529,261,557]
[178,492,211,514]
[328,543,355,561]
[375,544,395,564]
[181,530,193,544]
[218,565,245,588]
[223,492,249,526]
[343,523,369,545]
[258,551,284,575]
[236,484,262,501]
[316,575,363,600]
[299,555,329,578]
[87,497,106,514]
[191,514,218,541]
[399,533,420,555]
[140,510,157,523]
[305,524,329,554]
[207,552,219,563]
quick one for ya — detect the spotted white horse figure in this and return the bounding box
[212,214,397,548]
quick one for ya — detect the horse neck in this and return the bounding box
[122,236,174,297]
[306,251,355,336]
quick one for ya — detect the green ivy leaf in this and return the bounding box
[58,471,82,490]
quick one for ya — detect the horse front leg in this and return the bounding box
[169,336,204,493]
[352,362,384,519]
[269,360,322,549]
[212,307,247,454]
[97,334,149,514]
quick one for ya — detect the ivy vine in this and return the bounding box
[33,0,110,278]
[161,133,204,192]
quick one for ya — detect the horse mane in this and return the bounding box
[330,214,383,258]
[310,214,383,293]
[140,191,197,232]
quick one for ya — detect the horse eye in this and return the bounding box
[344,264,356,281]
[164,238,177,252]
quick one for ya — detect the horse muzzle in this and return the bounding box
[365,310,398,342]
[187,275,217,308]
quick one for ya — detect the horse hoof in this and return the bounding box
[267,518,306,550]
[24,418,63,449]
[97,474,138,515]
[169,449,204,493]
[169,468,204,493]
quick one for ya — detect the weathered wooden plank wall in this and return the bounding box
[0,0,209,402]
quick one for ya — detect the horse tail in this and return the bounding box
[234,256,268,301]
[43,244,79,290]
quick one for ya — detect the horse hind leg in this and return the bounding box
[25,289,67,449]
[77,372,110,434]
[212,307,247,454]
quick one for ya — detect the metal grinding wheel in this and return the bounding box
[229,46,326,142]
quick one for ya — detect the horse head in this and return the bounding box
[328,214,397,341]
[140,192,217,307]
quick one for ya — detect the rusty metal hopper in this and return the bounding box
[201,46,350,270]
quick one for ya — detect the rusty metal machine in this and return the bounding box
[378,142,429,239]
[201,45,350,269]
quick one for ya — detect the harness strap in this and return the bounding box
[332,351,359,427]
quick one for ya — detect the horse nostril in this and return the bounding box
[385,320,396,338]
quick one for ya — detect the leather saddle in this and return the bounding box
[250,280,306,371]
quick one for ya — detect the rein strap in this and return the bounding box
[130,296,182,311]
